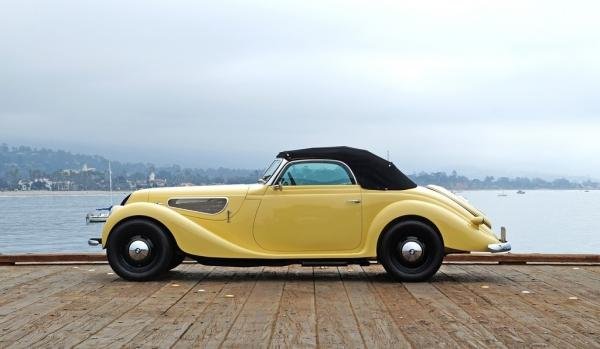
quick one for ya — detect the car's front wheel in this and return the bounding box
[106,218,174,281]
[377,220,444,282]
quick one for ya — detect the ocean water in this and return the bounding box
[0,190,598,254]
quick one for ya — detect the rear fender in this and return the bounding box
[364,200,499,255]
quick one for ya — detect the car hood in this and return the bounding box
[145,184,252,199]
[128,184,258,221]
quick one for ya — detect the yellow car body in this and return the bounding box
[100,183,504,259]
[94,146,509,281]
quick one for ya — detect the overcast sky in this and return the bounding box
[1,1,599,179]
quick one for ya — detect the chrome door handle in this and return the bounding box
[347,199,361,204]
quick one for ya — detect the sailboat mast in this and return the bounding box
[109,161,113,206]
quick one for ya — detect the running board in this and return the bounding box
[301,260,372,267]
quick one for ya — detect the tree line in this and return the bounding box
[0,144,596,190]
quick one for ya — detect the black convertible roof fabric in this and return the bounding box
[276,146,417,190]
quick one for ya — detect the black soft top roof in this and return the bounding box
[276,146,417,190]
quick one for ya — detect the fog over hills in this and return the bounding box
[1,144,596,191]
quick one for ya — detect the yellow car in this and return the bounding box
[89,146,510,281]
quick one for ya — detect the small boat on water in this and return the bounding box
[516,190,525,194]
[85,161,114,224]
[86,207,111,223]
[497,191,508,197]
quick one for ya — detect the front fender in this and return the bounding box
[101,202,266,258]
[363,199,500,255]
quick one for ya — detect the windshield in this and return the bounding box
[259,158,282,183]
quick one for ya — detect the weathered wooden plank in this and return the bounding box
[122,266,226,348]
[403,274,508,348]
[338,265,411,348]
[221,266,288,348]
[27,278,168,348]
[461,265,596,348]
[0,267,117,347]
[445,265,573,348]
[0,264,598,348]
[313,266,364,348]
[523,265,600,300]
[435,266,552,347]
[494,265,600,343]
[172,267,264,348]
[0,266,38,283]
[269,265,317,349]
[0,266,96,316]
[361,264,460,348]
[0,266,65,294]
[75,264,208,348]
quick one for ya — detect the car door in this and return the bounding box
[253,160,362,252]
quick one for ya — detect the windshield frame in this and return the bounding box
[258,158,284,184]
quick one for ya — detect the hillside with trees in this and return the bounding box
[0,144,597,191]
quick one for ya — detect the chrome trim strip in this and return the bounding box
[271,159,358,187]
[487,242,511,253]
[266,159,288,186]
[167,196,229,215]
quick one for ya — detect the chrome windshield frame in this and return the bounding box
[269,159,358,187]
[265,159,289,186]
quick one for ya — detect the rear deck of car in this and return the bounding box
[0,257,599,347]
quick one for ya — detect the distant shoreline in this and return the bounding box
[0,188,596,195]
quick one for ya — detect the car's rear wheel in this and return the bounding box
[377,220,444,282]
[107,218,174,281]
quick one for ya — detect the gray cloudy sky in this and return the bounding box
[1,1,599,178]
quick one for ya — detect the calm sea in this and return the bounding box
[0,190,598,254]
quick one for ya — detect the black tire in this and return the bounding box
[377,220,444,282]
[106,218,174,281]
[169,253,186,270]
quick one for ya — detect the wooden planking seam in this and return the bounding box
[337,266,369,348]
[268,265,318,348]
[313,266,365,347]
[264,266,289,348]
[220,266,288,347]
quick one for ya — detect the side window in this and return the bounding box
[279,162,354,186]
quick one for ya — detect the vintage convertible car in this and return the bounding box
[89,146,510,281]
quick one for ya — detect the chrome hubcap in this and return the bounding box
[128,239,150,261]
[400,240,424,263]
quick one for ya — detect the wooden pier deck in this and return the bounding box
[0,263,599,348]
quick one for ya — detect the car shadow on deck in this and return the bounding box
[97,264,508,284]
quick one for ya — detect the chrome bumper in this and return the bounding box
[88,238,102,247]
[487,242,511,253]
